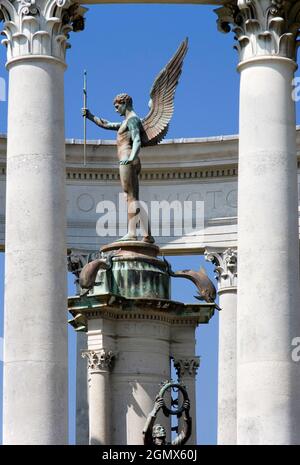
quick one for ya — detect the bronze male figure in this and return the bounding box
[143,396,192,446]
[82,39,188,243]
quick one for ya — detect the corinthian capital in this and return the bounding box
[173,357,200,379]
[0,0,87,64]
[205,248,237,291]
[82,349,115,373]
[215,1,300,62]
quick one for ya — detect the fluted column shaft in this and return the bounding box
[205,248,237,445]
[174,356,200,445]
[68,251,92,445]
[83,349,114,445]
[171,325,198,444]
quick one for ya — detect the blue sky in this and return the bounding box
[1,3,300,446]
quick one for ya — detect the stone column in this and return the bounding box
[68,250,91,445]
[112,320,171,445]
[171,325,198,444]
[173,356,200,445]
[205,248,237,445]
[76,331,89,444]
[1,0,85,444]
[216,1,300,444]
[83,349,115,445]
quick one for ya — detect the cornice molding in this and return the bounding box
[0,130,300,177]
[70,309,212,327]
[68,295,215,330]
[65,166,238,183]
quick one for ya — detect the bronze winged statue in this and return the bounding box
[82,39,188,243]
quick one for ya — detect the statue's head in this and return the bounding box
[152,424,166,445]
[113,93,133,116]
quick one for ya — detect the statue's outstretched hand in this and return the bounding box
[82,108,91,119]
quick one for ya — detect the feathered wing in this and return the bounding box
[141,38,188,147]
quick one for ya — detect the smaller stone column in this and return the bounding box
[68,250,91,445]
[205,248,237,445]
[82,349,115,445]
[68,250,105,444]
[76,332,89,445]
[173,357,200,445]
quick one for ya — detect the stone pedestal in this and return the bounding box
[99,242,170,299]
[69,241,215,445]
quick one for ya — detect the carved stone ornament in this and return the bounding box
[205,248,237,291]
[173,357,200,378]
[0,0,87,63]
[67,250,102,277]
[82,349,115,373]
[67,249,109,295]
[215,0,300,62]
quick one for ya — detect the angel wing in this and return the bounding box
[141,38,188,147]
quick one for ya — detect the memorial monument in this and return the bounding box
[1,0,300,446]
[68,38,218,445]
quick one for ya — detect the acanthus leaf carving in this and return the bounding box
[82,349,115,373]
[215,0,300,62]
[205,247,237,291]
[0,0,87,63]
[173,357,200,379]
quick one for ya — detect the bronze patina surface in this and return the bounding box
[143,381,192,446]
[82,39,188,243]
[96,242,170,300]
[69,243,216,329]
[77,240,221,309]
